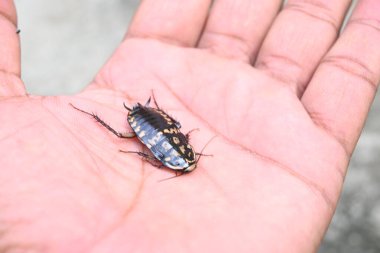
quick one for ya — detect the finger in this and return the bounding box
[198,0,282,63]
[255,0,351,96]
[302,0,380,156]
[0,0,24,97]
[126,0,212,47]
[0,0,20,75]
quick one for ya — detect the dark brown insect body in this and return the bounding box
[126,100,197,172]
[70,95,203,173]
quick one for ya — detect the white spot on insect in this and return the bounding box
[184,163,196,172]
[135,125,141,132]
[164,157,171,162]
[179,145,186,154]
[173,136,180,144]
[162,141,171,152]
[139,131,146,138]
[131,121,137,128]
[157,110,173,124]
[164,128,178,134]
[170,149,179,157]
[148,131,163,145]
[185,158,195,163]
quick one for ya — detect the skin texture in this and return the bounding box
[1,0,380,252]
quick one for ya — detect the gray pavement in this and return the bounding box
[15,0,379,252]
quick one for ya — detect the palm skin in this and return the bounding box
[0,38,348,252]
[2,0,380,252]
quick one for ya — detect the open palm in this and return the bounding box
[1,1,380,252]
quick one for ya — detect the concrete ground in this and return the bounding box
[15,0,379,252]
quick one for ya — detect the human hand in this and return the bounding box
[1,0,379,252]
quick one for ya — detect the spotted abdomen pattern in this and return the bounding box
[127,104,196,171]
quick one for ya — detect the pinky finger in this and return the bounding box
[302,0,380,156]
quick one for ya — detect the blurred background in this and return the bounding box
[14,0,379,252]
